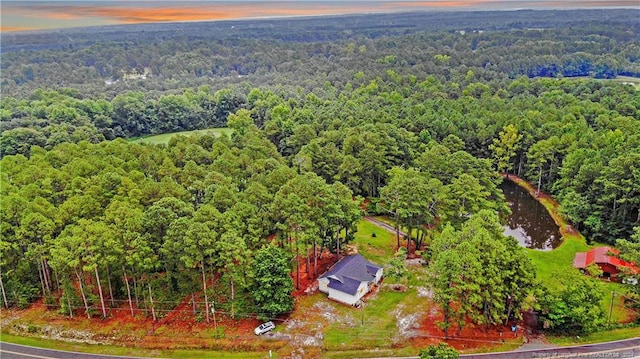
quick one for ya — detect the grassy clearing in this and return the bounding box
[564,75,640,89]
[547,326,640,346]
[371,215,421,239]
[372,215,395,227]
[527,236,590,290]
[599,282,633,324]
[0,333,266,359]
[353,219,396,263]
[288,291,416,357]
[323,289,405,349]
[130,128,232,144]
[612,76,640,89]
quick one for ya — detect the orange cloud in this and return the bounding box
[40,11,85,21]
[0,26,37,33]
[27,3,389,25]
[3,1,639,32]
[83,6,235,23]
[245,5,383,17]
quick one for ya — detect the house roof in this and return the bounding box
[320,254,382,295]
[573,246,638,273]
[327,275,362,295]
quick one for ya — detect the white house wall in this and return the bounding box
[354,282,368,302]
[318,278,330,294]
[327,281,370,305]
[374,269,383,284]
[328,288,358,305]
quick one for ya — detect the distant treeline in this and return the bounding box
[1,10,639,99]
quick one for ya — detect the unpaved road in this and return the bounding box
[363,216,407,238]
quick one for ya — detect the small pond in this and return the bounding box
[501,180,562,250]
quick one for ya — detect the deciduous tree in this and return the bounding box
[251,245,294,320]
[490,124,522,176]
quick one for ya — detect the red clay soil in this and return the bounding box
[412,305,523,351]
[4,252,337,351]
[360,198,371,211]
[92,300,266,349]
[130,251,339,349]
[291,250,339,297]
[147,295,206,334]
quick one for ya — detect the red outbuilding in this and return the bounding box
[573,246,638,280]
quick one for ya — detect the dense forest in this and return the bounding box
[1,9,639,334]
[2,10,639,99]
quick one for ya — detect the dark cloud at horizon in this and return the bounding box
[2,0,638,32]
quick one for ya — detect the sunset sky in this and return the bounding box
[2,1,638,32]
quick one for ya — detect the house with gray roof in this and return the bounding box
[318,254,383,306]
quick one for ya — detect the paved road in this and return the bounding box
[0,342,157,359]
[3,338,638,358]
[463,337,640,358]
[365,338,640,359]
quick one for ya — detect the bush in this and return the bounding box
[212,327,225,339]
[538,272,606,334]
[419,342,459,359]
[17,296,31,309]
[585,263,603,277]
[43,294,57,308]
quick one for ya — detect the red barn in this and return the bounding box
[573,246,638,280]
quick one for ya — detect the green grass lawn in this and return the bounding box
[547,326,640,346]
[0,333,267,359]
[599,281,633,324]
[353,219,396,263]
[130,128,232,144]
[323,289,406,349]
[323,348,418,359]
[526,235,590,290]
[287,288,425,358]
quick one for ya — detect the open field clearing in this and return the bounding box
[131,128,232,144]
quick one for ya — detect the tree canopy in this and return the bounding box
[1,9,638,338]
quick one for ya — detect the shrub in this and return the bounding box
[419,342,459,359]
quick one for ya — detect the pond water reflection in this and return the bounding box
[501,180,562,250]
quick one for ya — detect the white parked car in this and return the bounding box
[254,321,275,335]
